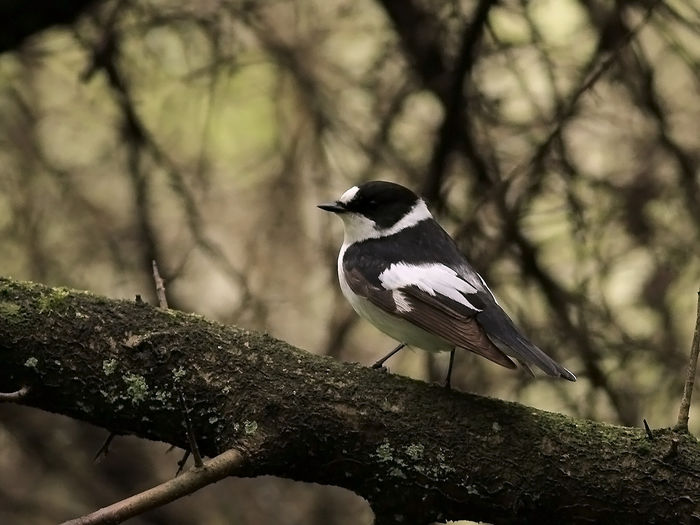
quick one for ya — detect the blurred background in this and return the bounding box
[0,0,699,523]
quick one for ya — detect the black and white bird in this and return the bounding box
[319,181,576,387]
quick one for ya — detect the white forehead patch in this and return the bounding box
[339,186,360,204]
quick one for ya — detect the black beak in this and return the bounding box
[317,201,346,213]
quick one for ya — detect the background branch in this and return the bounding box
[676,290,700,433]
[0,0,97,53]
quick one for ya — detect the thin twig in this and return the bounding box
[176,450,191,476]
[152,260,168,309]
[179,390,203,468]
[0,385,29,402]
[60,449,244,525]
[675,290,700,433]
[93,433,117,462]
[643,419,654,440]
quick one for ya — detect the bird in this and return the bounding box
[318,180,576,388]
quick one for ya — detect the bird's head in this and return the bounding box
[318,181,432,243]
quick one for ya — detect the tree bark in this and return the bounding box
[0,277,698,524]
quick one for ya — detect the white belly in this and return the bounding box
[337,246,452,353]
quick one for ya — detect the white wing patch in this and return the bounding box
[379,263,482,311]
[392,290,412,312]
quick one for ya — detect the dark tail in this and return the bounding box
[477,304,576,381]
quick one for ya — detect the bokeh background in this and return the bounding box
[1,0,699,523]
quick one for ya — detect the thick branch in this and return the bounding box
[0,277,699,524]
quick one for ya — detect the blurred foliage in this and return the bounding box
[0,0,699,523]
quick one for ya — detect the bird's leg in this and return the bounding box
[444,349,456,389]
[371,343,406,369]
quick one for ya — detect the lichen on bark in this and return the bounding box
[0,277,699,524]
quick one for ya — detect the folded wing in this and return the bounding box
[344,264,517,369]
[345,261,576,381]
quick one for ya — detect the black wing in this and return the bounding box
[475,301,577,381]
[344,266,517,369]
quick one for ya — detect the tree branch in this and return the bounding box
[61,449,245,525]
[0,385,30,402]
[0,0,98,53]
[423,0,495,207]
[1,277,699,524]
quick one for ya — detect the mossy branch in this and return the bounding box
[1,277,699,524]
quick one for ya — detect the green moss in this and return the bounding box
[371,439,459,481]
[243,420,258,435]
[24,357,38,369]
[375,440,394,462]
[37,288,70,313]
[436,452,457,475]
[100,389,119,403]
[172,367,186,382]
[636,439,652,455]
[123,373,149,404]
[388,467,407,479]
[154,389,171,402]
[405,443,424,460]
[0,301,21,320]
[103,359,117,376]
